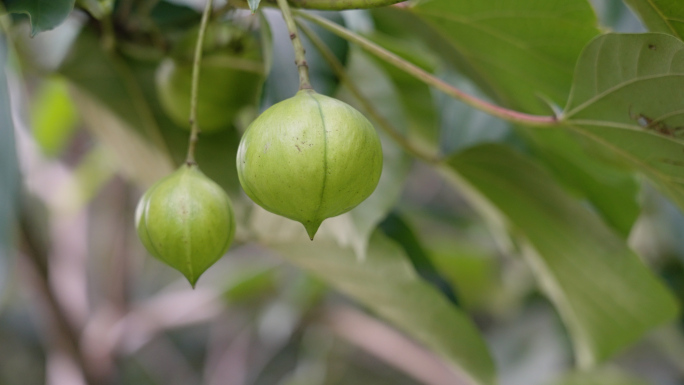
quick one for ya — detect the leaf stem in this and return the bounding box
[276,0,313,90]
[295,11,560,128]
[186,0,214,165]
[296,19,441,164]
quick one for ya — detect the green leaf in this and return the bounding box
[379,212,459,304]
[272,232,496,385]
[562,33,684,211]
[550,368,650,385]
[444,144,679,368]
[525,129,641,238]
[3,0,75,36]
[248,0,260,13]
[411,0,600,114]
[0,32,18,296]
[622,0,684,39]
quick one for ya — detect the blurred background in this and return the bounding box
[2,0,684,384]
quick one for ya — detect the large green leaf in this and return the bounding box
[3,0,75,35]
[411,0,600,114]
[622,0,684,39]
[525,129,641,238]
[562,33,684,210]
[444,144,678,368]
[272,232,496,385]
[0,32,18,297]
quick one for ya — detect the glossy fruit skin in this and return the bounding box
[236,89,383,239]
[136,164,236,286]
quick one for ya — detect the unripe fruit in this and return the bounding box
[236,89,383,239]
[136,164,236,286]
[156,25,264,132]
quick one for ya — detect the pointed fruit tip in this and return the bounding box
[303,221,322,241]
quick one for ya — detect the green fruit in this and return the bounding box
[236,89,383,240]
[135,164,236,286]
[156,56,264,132]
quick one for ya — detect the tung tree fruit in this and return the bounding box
[155,24,265,133]
[136,164,236,286]
[236,89,383,239]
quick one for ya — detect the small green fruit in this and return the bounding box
[136,164,236,286]
[236,89,383,239]
[155,25,265,133]
[156,56,264,132]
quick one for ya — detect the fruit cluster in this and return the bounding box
[136,23,383,286]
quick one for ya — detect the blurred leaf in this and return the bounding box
[0,32,18,298]
[427,240,499,311]
[29,76,78,157]
[261,9,348,106]
[149,1,201,33]
[223,267,278,304]
[525,129,641,238]
[273,232,496,385]
[411,0,600,114]
[3,0,75,36]
[248,0,261,13]
[444,144,679,368]
[562,33,684,212]
[622,0,684,39]
[549,368,650,385]
[379,212,458,305]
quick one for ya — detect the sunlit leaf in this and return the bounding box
[411,0,600,114]
[622,0,684,39]
[444,144,679,368]
[273,232,496,385]
[3,0,75,36]
[562,33,684,211]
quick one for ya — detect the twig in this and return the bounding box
[276,0,313,90]
[186,0,215,165]
[295,11,559,128]
[296,19,440,164]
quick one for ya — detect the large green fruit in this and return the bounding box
[136,164,236,286]
[156,25,265,133]
[236,89,383,239]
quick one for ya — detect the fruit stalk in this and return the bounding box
[186,0,214,165]
[276,0,313,90]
